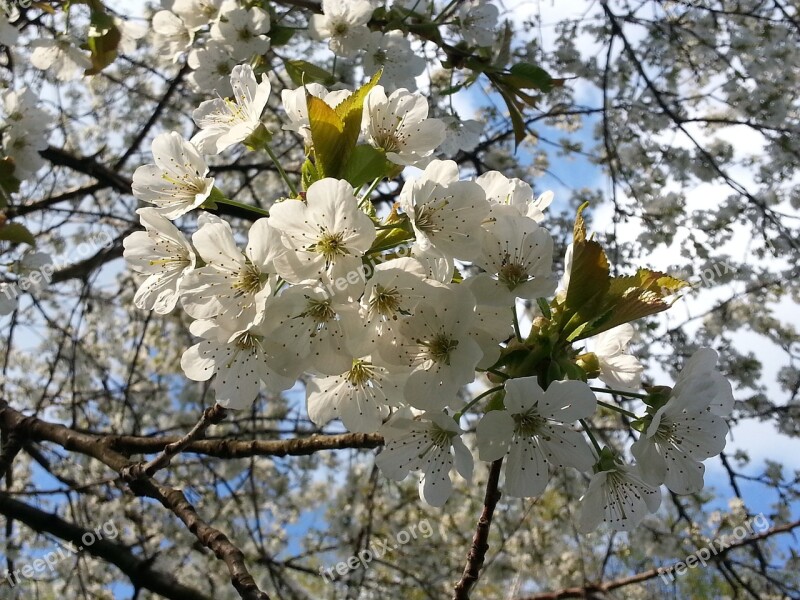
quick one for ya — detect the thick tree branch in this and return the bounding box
[0,492,210,600]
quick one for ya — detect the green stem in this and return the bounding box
[455,385,505,420]
[590,386,648,400]
[596,400,638,419]
[511,307,522,342]
[580,419,603,457]
[213,197,270,218]
[264,145,298,197]
[358,177,383,208]
[483,368,509,380]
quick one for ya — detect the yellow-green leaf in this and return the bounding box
[333,69,382,170]
[564,203,610,314]
[306,94,344,178]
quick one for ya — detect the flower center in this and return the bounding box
[332,21,349,36]
[420,333,459,365]
[498,261,528,290]
[374,130,404,153]
[304,298,336,323]
[414,200,449,235]
[513,412,545,437]
[315,231,348,263]
[369,284,402,317]
[233,261,266,296]
[346,360,376,387]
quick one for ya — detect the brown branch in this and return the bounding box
[453,458,503,600]
[0,430,22,480]
[0,400,272,600]
[106,431,384,459]
[518,518,800,600]
[121,403,228,479]
[0,492,210,600]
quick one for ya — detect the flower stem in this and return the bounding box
[358,177,382,208]
[596,399,638,419]
[590,386,648,400]
[213,197,270,218]
[511,306,522,342]
[264,144,298,197]
[580,418,603,457]
[454,385,505,420]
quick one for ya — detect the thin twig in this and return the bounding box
[453,459,504,599]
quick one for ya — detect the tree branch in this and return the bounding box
[453,458,503,600]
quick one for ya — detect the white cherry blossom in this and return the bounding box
[210,1,270,60]
[378,288,482,410]
[578,460,661,533]
[181,318,294,409]
[398,160,490,261]
[631,348,732,494]
[172,0,224,31]
[191,64,271,154]
[309,0,374,58]
[457,0,499,48]
[306,358,405,433]
[186,41,238,96]
[376,409,473,507]
[671,348,735,417]
[475,171,553,222]
[364,86,446,166]
[123,208,196,314]
[180,214,284,326]
[268,178,376,284]
[586,324,643,392]
[152,11,193,62]
[471,212,557,306]
[363,31,425,91]
[132,132,215,220]
[29,38,91,80]
[257,284,368,378]
[477,378,596,497]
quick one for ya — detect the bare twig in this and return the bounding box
[453,458,504,600]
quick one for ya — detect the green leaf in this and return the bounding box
[301,158,320,191]
[0,223,36,246]
[84,9,121,75]
[0,158,20,209]
[305,71,382,180]
[341,145,391,188]
[508,62,555,92]
[285,60,336,87]
[493,22,514,69]
[269,25,295,47]
[496,84,527,149]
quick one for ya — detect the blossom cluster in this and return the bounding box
[123,64,735,532]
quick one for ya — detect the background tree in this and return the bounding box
[0,0,798,599]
